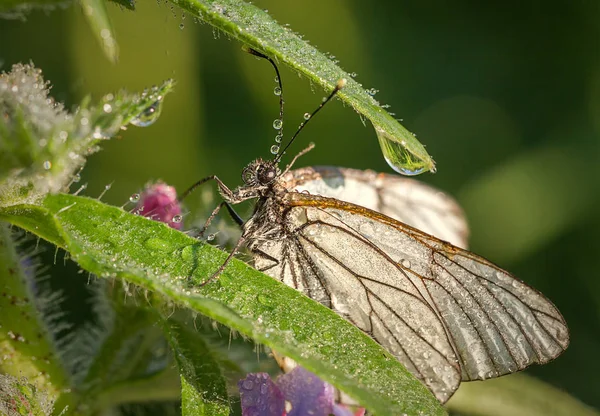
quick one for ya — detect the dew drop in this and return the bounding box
[103,103,113,113]
[257,294,274,307]
[43,161,52,170]
[270,145,280,154]
[207,233,216,241]
[274,133,283,143]
[179,23,184,30]
[129,193,140,203]
[401,259,411,269]
[374,126,432,176]
[303,112,311,120]
[273,86,282,96]
[73,174,81,183]
[272,119,283,130]
[172,214,182,223]
[131,100,163,127]
[181,245,195,261]
[144,237,172,252]
[274,76,279,83]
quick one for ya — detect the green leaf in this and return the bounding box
[162,314,229,416]
[168,310,280,391]
[0,63,175,206]
[0,194,446,416]
[0,224,73,407]
[446,374,600,416]
[79,0,119,63]
[80,283,180,408]
[167,0,435,175]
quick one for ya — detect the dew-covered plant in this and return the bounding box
[0,1,596,416]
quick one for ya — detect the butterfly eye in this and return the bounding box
[242,167,255,184]
[257,165,277,185]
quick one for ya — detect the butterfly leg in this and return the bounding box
[198,235,247,287]
[195,200,244,239]
[177,175,236,203]
[280,143,315,177]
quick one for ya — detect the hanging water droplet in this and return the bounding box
[172,214,182,224]
[43,161,52,170]
[272,119,283,130]
[207,233,216,241]
[73,174,81,183]
[303,112,311,120]
[401,259,411,269]
[273,86,282,96]
[131,100,163,127]
[374,126,432,176]
[270,145,280,154]
[129,193,140,203]
[103,103,112,113]
[275,133,283,143]
[274,76,279,83]
[350,72,357,77]
[179,23,185,30]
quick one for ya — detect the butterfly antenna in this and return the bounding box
[243,46,285,142]
[274,78,346,164]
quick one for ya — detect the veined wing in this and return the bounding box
[280,166,469,248]
[252,192,569,403]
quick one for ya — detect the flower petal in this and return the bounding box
[238,373,285,416]
[276,367,334,416]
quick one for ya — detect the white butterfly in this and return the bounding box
[233,162,569,403]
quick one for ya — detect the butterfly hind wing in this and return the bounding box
[253,192,569,403]
[254,194,462,402]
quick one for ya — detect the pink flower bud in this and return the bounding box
[135,182,182,230]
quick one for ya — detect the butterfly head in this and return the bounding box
[241,159,281,187]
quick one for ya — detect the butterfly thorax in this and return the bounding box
[229,159,291,246]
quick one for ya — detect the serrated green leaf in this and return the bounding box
[0,64,175,206]
[167,0,435,174]
[0,194,446,416]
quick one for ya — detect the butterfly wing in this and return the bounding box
[280,166,469,248]
[251,192,569,403]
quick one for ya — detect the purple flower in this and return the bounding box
[239,367,365,416]
[135,181,182,229]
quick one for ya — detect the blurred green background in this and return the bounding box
[2,0,599,412]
